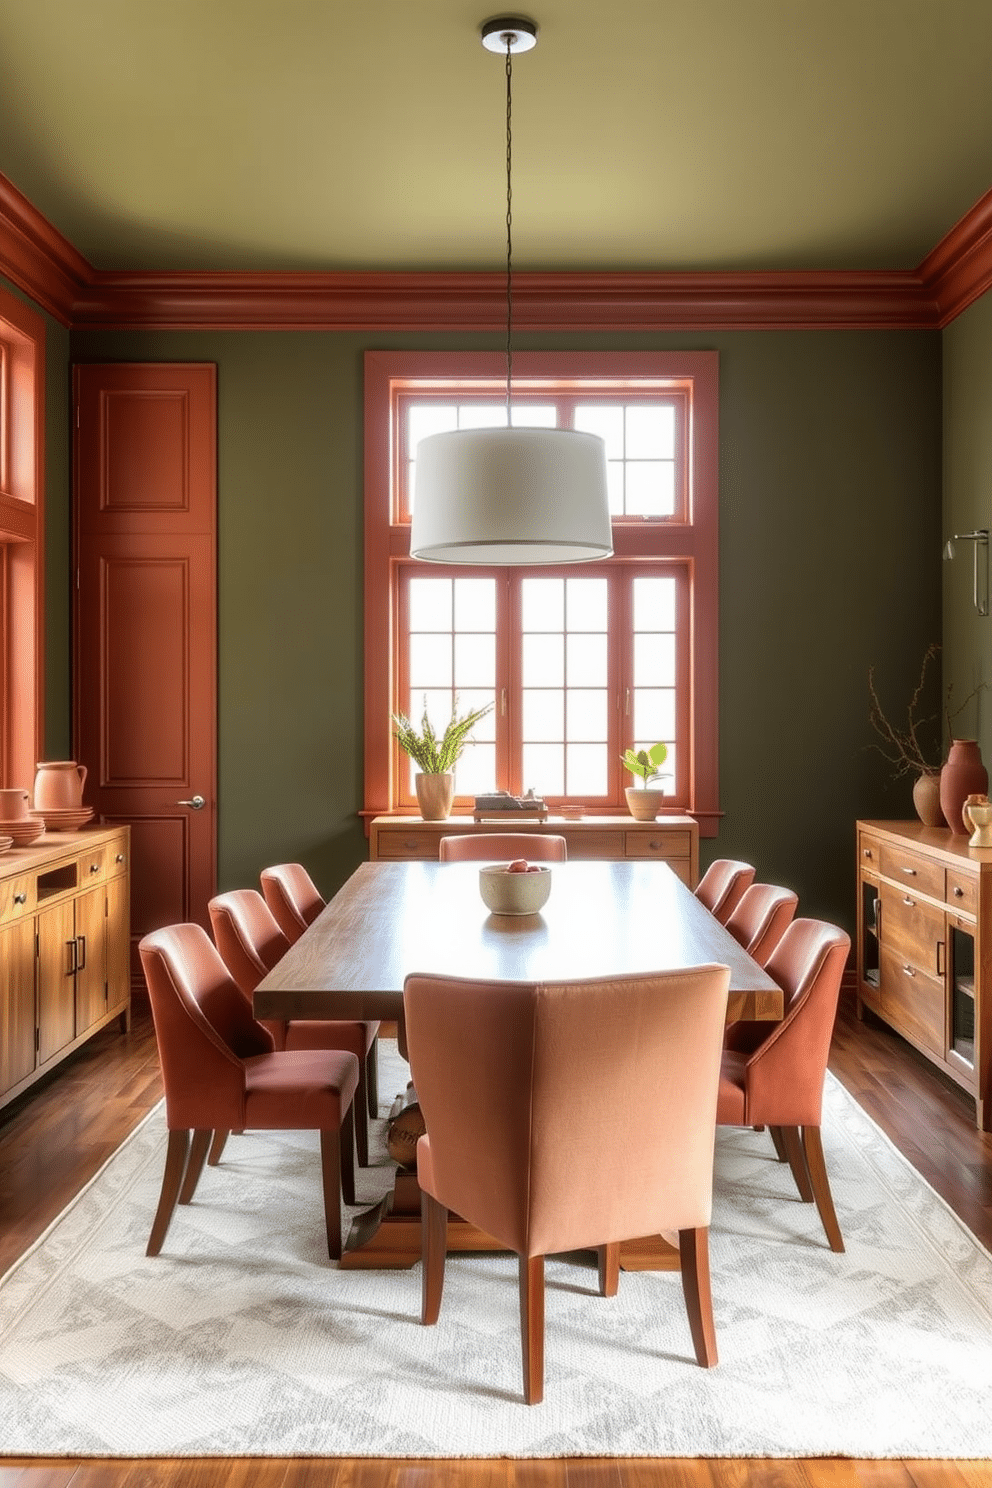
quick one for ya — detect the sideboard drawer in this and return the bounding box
[77,845,109,884]
[376,830,439,860]
[567,831,624,859]
[0,872,34,922]
[879,880,943,975]
[624,829,692,861]
[946,868,978,916]
[859,832,882,872]
[879,842,945,902]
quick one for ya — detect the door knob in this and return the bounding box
[176,795,206,810]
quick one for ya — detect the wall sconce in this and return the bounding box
[943,529,990,616]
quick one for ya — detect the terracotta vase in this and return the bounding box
[939,740,989,835]
[33,760,87,811]
[912,772,945,828]
[415,772,454,821]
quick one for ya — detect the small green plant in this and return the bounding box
[391,697,493,774]
[621,741,669,787]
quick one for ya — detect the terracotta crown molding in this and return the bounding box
[1,167,991,332]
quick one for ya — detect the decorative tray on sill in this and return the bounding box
[473,790,549,822]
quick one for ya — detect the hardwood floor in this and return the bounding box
[1,994,991,1486]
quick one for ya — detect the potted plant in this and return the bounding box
[621,742,670,821]
[391,697,493,820]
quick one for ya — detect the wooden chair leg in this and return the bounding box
[519,1254,545,1405]
[801,1125,845,1253]
[207,1129,229,1166]
[768,1125,789,1163]
[366,1037,379,1119]
[354,1084,370,1167]
[781,1124,815,1202]
[178,1129,211,1204]
[678,1226,718,1368]
[339,1103,356,1206]
[146,1129,190,1257]
[319,1128,343,1260]
[598,1242,619,1297]
[421,1191,448,1324]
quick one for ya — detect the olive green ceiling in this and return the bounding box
[1,0,990,274]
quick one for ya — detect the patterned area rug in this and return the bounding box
[1,1041,992,1458]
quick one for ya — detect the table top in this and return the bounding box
[254,858,782,1025]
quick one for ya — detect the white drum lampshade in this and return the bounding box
[410,426,613,565]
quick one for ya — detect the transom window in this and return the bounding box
[364,350,719,830]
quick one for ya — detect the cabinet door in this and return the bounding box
[74,884,109,1035]
[0,917,37,1096]
[37,900,77,1062]
[105,874,130,1014]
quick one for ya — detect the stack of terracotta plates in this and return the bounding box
[0,818,46,846]
[36,806,94,832]
[0,835,13,854]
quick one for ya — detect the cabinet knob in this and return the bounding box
[116,853,125,863]
[13,891,26,905]
[902,964,916,978]
[863,848,873,858]
[649,840,661,851]
[954,885,964,897]
[89,862,100,874]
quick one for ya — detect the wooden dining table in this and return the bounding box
[254,857,782,1270]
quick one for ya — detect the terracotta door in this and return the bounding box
[73,364,217,981]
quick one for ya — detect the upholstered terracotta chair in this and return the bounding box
[139,922,358,1259]
[694,858,756,924]
[724,882,798,968]
[718,917,851,1252]
[208,888,379,1166]
[438,832,567,862]
[404,963,731,1404]
[261,862,379,1122]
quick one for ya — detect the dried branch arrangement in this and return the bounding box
[869,643,989,780]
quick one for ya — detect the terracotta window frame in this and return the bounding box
[0,286,44,790]
[364,349,719,834]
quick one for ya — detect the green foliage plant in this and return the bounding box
[620,741,669,787]
[391,697,493,774]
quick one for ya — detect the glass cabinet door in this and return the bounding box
[949,920,976,1069]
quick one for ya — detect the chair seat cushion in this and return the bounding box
[284,1020,380,1057]
[716,1051,748,1126]
[244,1049,359,1128]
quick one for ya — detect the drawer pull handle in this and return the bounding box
[902,964,916,978]
[13,891,27,905]
[954,886,964,898]
[937,940,946,977]
[649,840,661,850]
[66,939,77,975]
[76,935,86,970]
[403,840,419,851]
[902,896,915,908]
[900,867,917,876]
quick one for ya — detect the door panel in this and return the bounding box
[37,899,76,1062]
[0,918,36,1095]
[74,364,217,973]
[74,883,108,1035]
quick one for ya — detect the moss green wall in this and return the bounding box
[61,325,942,931]
[943,294,992,768]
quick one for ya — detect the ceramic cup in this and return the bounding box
[0,789,31,820]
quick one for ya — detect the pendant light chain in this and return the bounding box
[505,35,514,422]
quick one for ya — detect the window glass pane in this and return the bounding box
[566,633,607,687]
[626,404,675,459]
[453,576,495,632]
[523,633,564,687]
[567,743,607,796]
[566,576,607,631]
[408,404,457,452]
[454,633,495,689]
[574,404,624,458]
[409,635,452,688]
[634,632,676,688]
[633,689,675,744]
[626,461,675,517]
[566,689,607,740]
[523,743,563,796]
[409,577,452,631]
[523,688,563,741]
[522,577,564,631]
[606,462,624,516]
[510,405,557,428]
[633,575,676,631]
[457,687,497,741]
[455,742,496,796]
[459,404,507,429]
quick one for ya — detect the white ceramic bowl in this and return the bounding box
[479,861,552,915]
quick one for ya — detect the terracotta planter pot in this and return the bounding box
[415,772,454,821]
[625,786,667,822]
[939,740,989,835]
[912,772,945,828]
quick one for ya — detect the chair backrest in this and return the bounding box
[139,923,273,1130]
[208,888,291,998]
[744,917,851,1125]
[260,862,325,944]
[694,858,756,923]
[725,882,799,967]
[404,963,730,1258]
[438,833,568,863]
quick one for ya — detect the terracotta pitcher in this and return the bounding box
[0,788,31,820]
[33,760,87,811]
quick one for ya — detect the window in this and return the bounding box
[364,350,719,831]
[0,287,44,791]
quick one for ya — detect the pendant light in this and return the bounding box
[410,16,613,565]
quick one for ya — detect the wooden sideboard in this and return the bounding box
[369,814,699,887]
[0,826,130,1114]
[856,819,992,1131]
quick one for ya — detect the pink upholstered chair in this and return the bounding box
[139,923,358,1259]
[404,963,732,1404]
[261,862,379,1122]
[694,858,756,924]
[438,833,567,862]
[718,917,851,1252]
[724,882,798,968]
[208,888,379,1166]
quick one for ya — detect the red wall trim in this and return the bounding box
[0,165,990,332]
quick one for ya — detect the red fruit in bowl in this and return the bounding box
[506,859,530,873]
[525,864,543,873]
